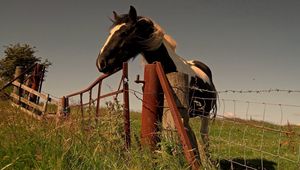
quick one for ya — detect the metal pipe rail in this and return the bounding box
[62,62,130,148]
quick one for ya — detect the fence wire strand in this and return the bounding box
[126,86,300,169]
[67,84,300,170]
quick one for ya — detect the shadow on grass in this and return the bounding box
[219,158,276,170]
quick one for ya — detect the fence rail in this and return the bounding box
[10,80,58,117]
[0,64,60,119]
[63,62,131,148]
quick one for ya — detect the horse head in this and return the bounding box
[96,6,159,73]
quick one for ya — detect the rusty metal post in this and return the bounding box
[29,64,43,103]
[88,89,92,125]
[122,62,130,148]
[80,93,84,117]
[95,82,102,123]
[141,64,163,149]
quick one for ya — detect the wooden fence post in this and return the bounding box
[156,62,200,170]
[13,66,24,104]
[162,72,200,161]
[57,96,68,117]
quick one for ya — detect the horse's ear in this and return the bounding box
[137,18,153,28]
[129,6,137,22]
[113,11,120,21]
[136,18,154,36]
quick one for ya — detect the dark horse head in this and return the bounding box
[97,6,162,73]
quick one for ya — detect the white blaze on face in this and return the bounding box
[100,23,126,54]
[190,65,211,85]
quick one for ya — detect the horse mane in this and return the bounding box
[151,21,177,51]
[164,34,177,51]
[111,15,177,51]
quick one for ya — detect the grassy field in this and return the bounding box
[190,117,300,169]
[0,100,299,169]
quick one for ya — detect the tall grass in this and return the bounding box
[1,99,299,169]
[0,100,190,170]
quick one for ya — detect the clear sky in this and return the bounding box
[1,0,299,124]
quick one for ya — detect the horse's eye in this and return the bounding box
[120,31,129,37]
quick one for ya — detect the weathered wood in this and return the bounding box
[12,81,58,105]
[156,63,200,170]
[13,66,24,104]
[57,96,67,116]
[11,103,42,120]
[10,93,44,112]
[12,81,49,100]
[162,72,189,129]
[162,72,200,160]
[42,94,50,115]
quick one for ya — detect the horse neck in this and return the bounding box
[141,41,177,73]
[142,40,196,77]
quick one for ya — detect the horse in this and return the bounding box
[96,6,217,152]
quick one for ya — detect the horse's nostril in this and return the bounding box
[100,60,106,69]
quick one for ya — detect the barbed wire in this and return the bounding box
[59,79,300,170]
[63,84,300,169]
[127,88,300,108]
[217,89,300,94]
[188,86,300,94]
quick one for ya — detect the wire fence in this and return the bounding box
[128,87,300,169]
[65,85,300,169]
[210,99,299,169]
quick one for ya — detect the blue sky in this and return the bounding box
[1,0,299,124]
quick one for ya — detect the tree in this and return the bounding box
[0,43,50,82]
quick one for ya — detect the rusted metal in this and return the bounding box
[122,62,131,148]
[69,90,124,108]
[89,89,92,109]
[134,74,145,85]
[141,64,163,149]
[29,64,44,103]
[96,82,102,120]
[156,62,200,170]
[63,62,130,148]
[80,93,84,118]
[88,89,92,124]
[66,74,108,98]
[100,90,124,100]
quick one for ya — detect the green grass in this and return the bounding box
[0,99,299,169]
[189,117,300,169]
[0,100,189,170]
